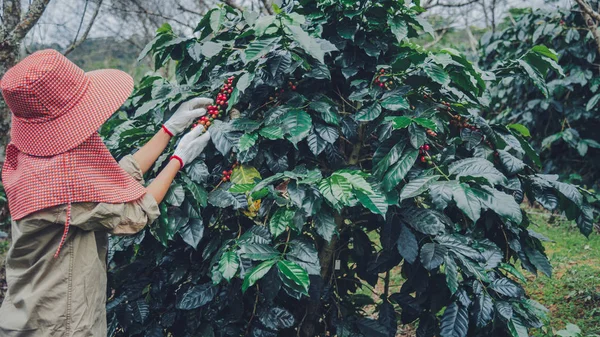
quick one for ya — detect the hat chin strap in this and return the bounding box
[54,202,71,259]
[54,151,74,259]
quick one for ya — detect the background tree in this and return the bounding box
[479,6,600,222]
[0,0,51,160]
[103,1,593,336]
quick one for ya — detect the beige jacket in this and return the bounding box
[0,155,160,337]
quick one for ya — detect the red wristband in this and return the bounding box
[170,155,184,169]
[162,125,174,137]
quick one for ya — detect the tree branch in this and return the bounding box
[72,0,90,46]
[575,0,600,23]
[5,0,51,45]
[260,0,274,15]
[176,2,204,16]
[221,0,244,12]
[574,0,600,72]
[423,0,480,9]
[1,0,21,40]
[424,28,448,48]
[63,0,103,56]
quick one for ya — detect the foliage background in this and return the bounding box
[101,1,594,337]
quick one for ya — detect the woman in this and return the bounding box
[0,49,211,336]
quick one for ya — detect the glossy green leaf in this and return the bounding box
[277,260,310,294]
[218,251,240,282]
[242,260,277,292]
[269,208,295,238]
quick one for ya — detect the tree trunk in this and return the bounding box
[0,46,18,163]
[0,0,52,162]
[299,125,364,337]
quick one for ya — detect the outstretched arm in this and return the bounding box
[132,97,213,174]
[145,126,211,204]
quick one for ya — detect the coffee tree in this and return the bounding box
[479,7,600,188]
[103,1,594,336]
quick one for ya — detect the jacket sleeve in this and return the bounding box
[68,155,160,235]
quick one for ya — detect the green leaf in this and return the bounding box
[388,16,409,42]
[244,37,281,63]
[531,45,558,61]
[239,244,279,261]
[186,161,209,184]
[587,93,600,111]
[444,255,459,295]
[355,188,388,216]
[260,125,285,139]
[314,209,337,242]
[209,8,225,32]
[373,139,407,177]
[440,303,469,337]
[236,72,254,94]
[413,118,438,131]
[319,175,354,210]
[277,260,310,294]
[507,124,531,137]
[183,176,208,207]
[242,260,277,293]
[408,123,427,149]
[386,116,413,129]
[420,243,447,270]
[498,150,526,175]
[517,59,548,98]
[449,157,507,186]
[397,224,418,264]
[287,240,321,275]
[452,183,482,222]
[508,317,529,337]
[307,132,327,156]
[355,103,383,122]
[424,63,450,86]
[286,24,326,63]
[512,132,542,168]
[402,207,448,235]
[253,15,276,37]
[179,218,204,249]
[490,278,524,297]
[201,41,223,58]
[473,186,523,223]
[166,184,185,206]
[474,292,494,328]
[218,251,240,282]
[400,175,441,201]
[382,149,419,192]
[381,95,410,110]
[499,263,527,283]
[337,22,358,41]
[269,208,295,238]
[524,247,552,277]
[231,165,261,185]
[414,14,435,37]
[315,123,339,144]
[238,133,258,152]
[281,109,313,144]
[176,284,217,310]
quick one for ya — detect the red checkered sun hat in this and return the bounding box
[1,49,147,257]
[1,49,134,156]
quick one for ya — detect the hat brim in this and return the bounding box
[10,69,134,156]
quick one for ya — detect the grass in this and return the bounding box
[525,212,600,336]
[358,210,600,337]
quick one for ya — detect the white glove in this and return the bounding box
[163,97,213,136]
[171,126,211,168]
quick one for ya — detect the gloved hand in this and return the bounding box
[163,97,213,136]
[171,126,211,168]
